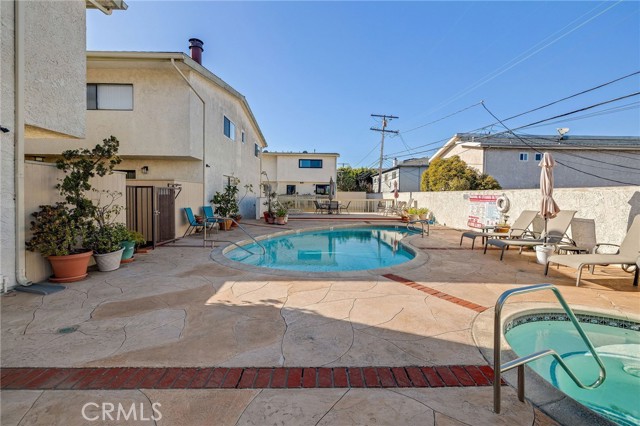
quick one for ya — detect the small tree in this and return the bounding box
[55,135,122,223]
[420,156,501,191]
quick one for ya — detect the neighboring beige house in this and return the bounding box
[371,157,429,194]
[26,40,268,240]
[431,133,640,189]
[1,0,126,289]
[261,151,339,196]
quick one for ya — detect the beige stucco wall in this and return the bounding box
[24,162,126,283]
[24,0,86,139]
[397,186,640,247]
[1,0,17,289]
[26,60,266,219]
[261,153,338,195]
[445,144,485,172]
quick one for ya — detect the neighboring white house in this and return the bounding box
[261,151,339,196]
[25,40,268,238]
[431,133,640,189]
[1,0,126,289]
[371,157,429,193]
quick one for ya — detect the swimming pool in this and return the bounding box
[505,312,640,426]
[224,226,418,272]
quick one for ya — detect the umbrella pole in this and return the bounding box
[544,218,548,245]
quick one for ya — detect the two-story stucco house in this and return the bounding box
[431,133,640,189]
[261,151,339,196]
[25,40,267,239]
[371,157,429,194]
[1,0,126,290]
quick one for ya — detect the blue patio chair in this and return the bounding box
[202,205,225,233]
[183,207,206,237]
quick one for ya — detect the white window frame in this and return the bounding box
[519,153,529,161]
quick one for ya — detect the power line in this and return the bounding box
[481,102,638,186]
[354,141,381,167]
[398,101,484,134]
[409,1,624,119]
[386,74,640,158]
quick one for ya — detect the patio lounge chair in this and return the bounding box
[460,210,539,249]
[545,215,640,286]
[183,207,206,237]
[339,201,351,214]
[484,210,577,261]
[202,205,225,233]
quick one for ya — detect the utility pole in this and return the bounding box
[370,114,398,193]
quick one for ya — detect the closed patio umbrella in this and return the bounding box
[539,152,560,244]
[329,176,336,202]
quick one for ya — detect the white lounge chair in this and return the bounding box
[460,210,539,249]
[484,210,577,261]
[545,215,640,286]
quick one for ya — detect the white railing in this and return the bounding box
[276,195,401,214]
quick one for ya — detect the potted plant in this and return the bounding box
[417,208,429,221]
[211,184,239,231]
[274,203,288,225]
[261,183,276,223]
[231,182,254,225]
[26,203,92,283]
[407,207,420,222]
[84,190,128,271]
[25,136,122,282]
[121,229,146,262]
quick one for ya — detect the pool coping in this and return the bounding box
[472,302,640,426]
[210,223,431,279]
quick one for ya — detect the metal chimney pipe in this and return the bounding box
[189,38,204,65]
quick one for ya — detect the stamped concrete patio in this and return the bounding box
[2,218,638,425]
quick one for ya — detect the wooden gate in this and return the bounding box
[126,186,176,247]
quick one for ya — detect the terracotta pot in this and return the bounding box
[275,216,286,225]
[48,250,93,283]
[221,219,233,230]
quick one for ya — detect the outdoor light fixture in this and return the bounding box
[141,166,149,174]
[0,125,10,133]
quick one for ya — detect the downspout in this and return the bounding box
[15,0,31,286]
[170,58,206,205]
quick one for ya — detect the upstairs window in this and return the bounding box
[223,116,236,140]
[519,153,529,161]
[299,159,323,168]
[87,84,133,110]
[254,143,260,157]
[535,153,543,161]
[241,131,246,144]
[392,171,397,179]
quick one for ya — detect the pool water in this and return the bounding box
[225,226,417,272]
[505,314,640,426]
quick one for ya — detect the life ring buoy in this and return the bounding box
[496,196,510,213]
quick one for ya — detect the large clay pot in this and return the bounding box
[275,216,286,225]
[48,250,93,283]
[221,219,233,231]
[94,248,125,272]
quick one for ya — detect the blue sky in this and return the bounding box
[87,1,640,168]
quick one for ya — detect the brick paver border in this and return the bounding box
[1,366,504,390]
[382,274,488,313]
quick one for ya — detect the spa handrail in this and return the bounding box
[203,217,265,255]
[493,283,606,413]
[406,219,430,237]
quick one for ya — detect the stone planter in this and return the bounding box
[408,214,420,222]
[93,248,125,272]
[535,245,555,265]
[48,250,93,283]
